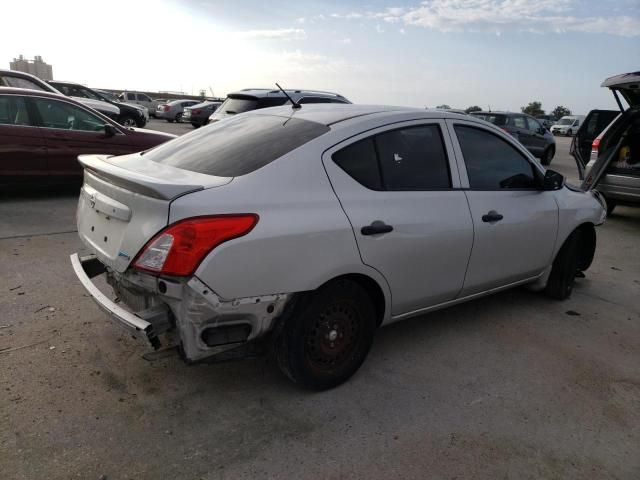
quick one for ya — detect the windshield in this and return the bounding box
[558,118,574,125]
[217,97,259,115]
[144,114,330,176]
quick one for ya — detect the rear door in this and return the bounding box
[524,117,547,156]
[571,109,619,178]
[509,115,532,149]
[322,120,474,316]
[0,94,47,176]
[448,121,558,295]
[30,96,133,175]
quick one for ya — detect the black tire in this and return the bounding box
[119,115,137,127]
[191,122,200,128]
[541,146,554,166]
[276,279,376,390]
[545,230,582,300]
[175,112,183,123]
[603,196,616,216]
[166,119,174,123]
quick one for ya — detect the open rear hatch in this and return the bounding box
[77,153,232,273]
[579,72,640,190]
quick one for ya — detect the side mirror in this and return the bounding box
[542,169,564,191]
[104,124,117,137]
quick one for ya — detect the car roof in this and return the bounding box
[247,104,475,127]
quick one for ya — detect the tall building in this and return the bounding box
[9,55,53,80]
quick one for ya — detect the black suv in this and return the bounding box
[470,111,556,165]
[49,81,148,128]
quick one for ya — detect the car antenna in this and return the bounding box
[276,82,301,109]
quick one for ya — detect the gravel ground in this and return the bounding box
[1,133,639,480]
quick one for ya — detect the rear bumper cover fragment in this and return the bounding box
[70,253,161,349]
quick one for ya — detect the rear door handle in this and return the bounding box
[361,221,393,236]
[482,210,503,223]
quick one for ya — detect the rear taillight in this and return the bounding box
[193,109,202,114]
[592,138,600,153]
[160,105,169,111]
[133,215,258,276]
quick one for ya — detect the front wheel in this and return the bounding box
[276,279,376,390]
[120,116,137,127]
[541,146,554,166]
[545,230,582,300]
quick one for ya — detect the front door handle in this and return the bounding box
[482,210,503,223]
[361,221,393,236]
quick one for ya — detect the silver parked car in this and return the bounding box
[156,99,199,122]
[71,105,606,390]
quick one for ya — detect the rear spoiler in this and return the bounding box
[78,154,205,200]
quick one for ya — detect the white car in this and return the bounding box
[71,105,606,390]
[551,115,586,136]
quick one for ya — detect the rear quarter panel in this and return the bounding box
[167,136,392,314]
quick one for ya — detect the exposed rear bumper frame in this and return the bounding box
[70,253,161,349]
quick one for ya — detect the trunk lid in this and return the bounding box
[601,71,640,108]
[77,153,232,272]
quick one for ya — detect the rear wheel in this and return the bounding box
[545,230,582,300]
[191,122,200,128]
[276,279,376,390]
[541,146,554,165]
[175,112,183,123]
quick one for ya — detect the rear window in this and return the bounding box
[470,113,507,126]
[144,114,330,177]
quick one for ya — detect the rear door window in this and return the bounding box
[509,116,527,129]
[0,76,47,91]
[332,124,451,191]
[145,114,330,176]
[455,125,537,190]
[526,117,542,132]
[0,95,31,126]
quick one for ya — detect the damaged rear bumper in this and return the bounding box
[70,253,161,348]
[70,253,291,362]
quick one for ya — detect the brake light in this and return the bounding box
[133,215,258,276]
[193,109,202,114]
[592,138,600,152]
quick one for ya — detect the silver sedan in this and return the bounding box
[71,105,606,390]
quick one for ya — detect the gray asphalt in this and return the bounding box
[1,129,639,479]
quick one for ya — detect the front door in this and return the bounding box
[30,96,133,176]
[0,94,47,176]
[448,121,558,296]
[323,120,474,316]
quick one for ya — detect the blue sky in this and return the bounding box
[3,0,639,114]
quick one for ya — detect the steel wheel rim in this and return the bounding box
[305,300,362,374]
[122,118,136,127]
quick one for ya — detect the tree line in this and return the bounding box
[435,103,572,120]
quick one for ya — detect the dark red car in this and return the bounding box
[0,88,175,181]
